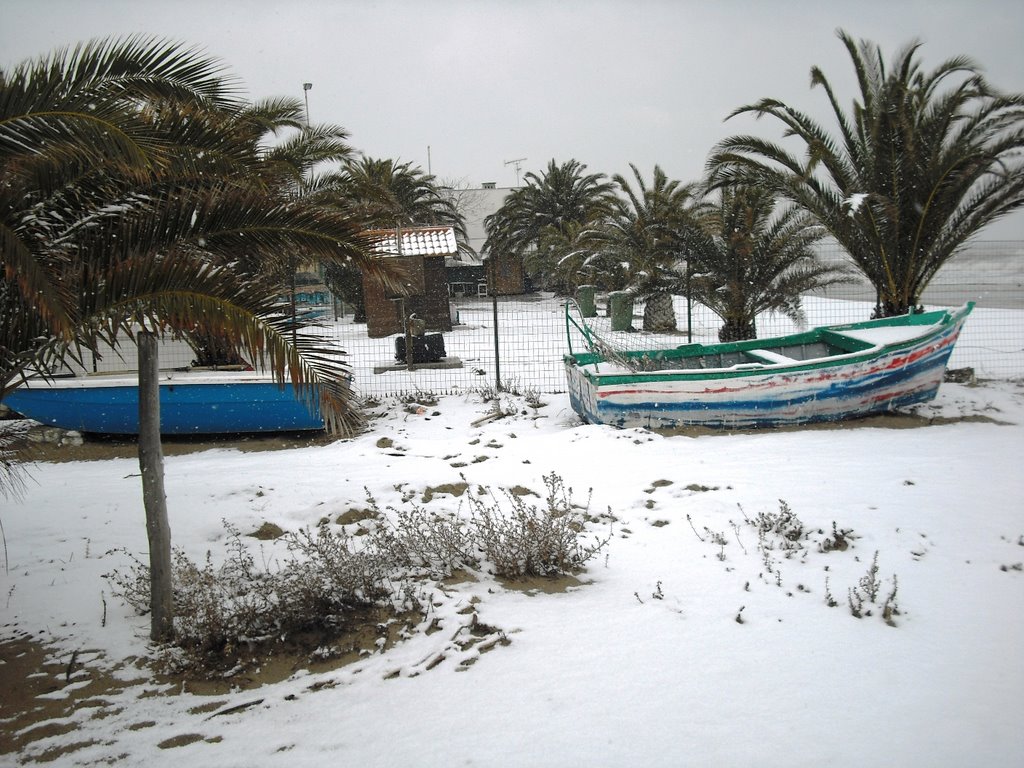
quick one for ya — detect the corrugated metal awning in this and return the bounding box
[365,226,458,257]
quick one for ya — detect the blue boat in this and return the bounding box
[2,371,326,435]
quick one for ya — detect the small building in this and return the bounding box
[446,256,487,298]
[294,270,332,314]
[362,226,458,338]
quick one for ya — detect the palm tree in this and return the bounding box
[1,36,400,639]
[591,165,705,331]
[327,156,466,237]
[528,220,617,296]
[707,30,1024,317]
[185,98,358,362]
[316,156,467,319]
[483,159,615,293]
[247,100,356,189]
[686,185,845,341]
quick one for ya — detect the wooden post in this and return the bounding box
[138,331,173,642]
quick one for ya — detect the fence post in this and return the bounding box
[492,292,502,391]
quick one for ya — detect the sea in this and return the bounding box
[810,240,1024,310]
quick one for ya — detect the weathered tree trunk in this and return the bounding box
[188,330,245,367]
[138,331,173,642]
[872,297,923,319]
[642,291,677,332]
[718,317,757,342]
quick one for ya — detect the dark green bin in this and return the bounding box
[609,291,634,331]
[576,285,597,317]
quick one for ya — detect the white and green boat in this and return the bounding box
[563,302,974,429]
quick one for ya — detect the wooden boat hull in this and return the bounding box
[2,374,325,435]
[564,304,973,429]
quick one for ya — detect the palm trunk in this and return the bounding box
[138,331,173,642]
[642,291,677,332]
[872,296,923,318]
[718,317,757,342]
[352,291,367,323]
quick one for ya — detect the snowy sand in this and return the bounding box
[2,362,1024,765]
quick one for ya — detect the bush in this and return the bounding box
[745,500,805,551]
[372,496,478,578]
[106,473,610,672]
[107,522,404,669]
[275,526,398,632]
[369,473,609,581]
[466,472,609,580]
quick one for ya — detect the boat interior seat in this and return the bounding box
[819,329,872,353]
[746,349,797,365]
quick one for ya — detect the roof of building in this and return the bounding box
[364,226,459,257]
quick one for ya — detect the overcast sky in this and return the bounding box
[4,0,1023,238]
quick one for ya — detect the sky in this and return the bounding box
[3,0,1024,238]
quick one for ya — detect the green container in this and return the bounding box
[576,285,597,317]
[609,291,634,331]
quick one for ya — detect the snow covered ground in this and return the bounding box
[2,314,1023,767]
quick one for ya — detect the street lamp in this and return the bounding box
[290,82,314,339]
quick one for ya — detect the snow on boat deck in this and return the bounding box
[22,370,285,388]
[838,323,940,345]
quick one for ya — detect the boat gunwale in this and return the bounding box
[12,369,303,390]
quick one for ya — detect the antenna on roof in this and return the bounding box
[504,157,527,187]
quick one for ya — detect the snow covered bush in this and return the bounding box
[744,499,805,554]
[105,474,611,674]
[107,521,408,670]
[466,472,610,580]
[275,525,399,631]
[367,473,610,581]
[372,495,478,578]
[847,551,902,625]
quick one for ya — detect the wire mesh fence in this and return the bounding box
[64,240,1023,395]
[340,239,1022,397]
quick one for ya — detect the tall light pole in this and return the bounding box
[291,82,313,342]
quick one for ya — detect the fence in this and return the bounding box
[70,241,1023,395]
[340,240,1022,397]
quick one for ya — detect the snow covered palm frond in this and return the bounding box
[0,419,33,504]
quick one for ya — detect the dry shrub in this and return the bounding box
[466,472,609,580]
[106,473,610,672]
